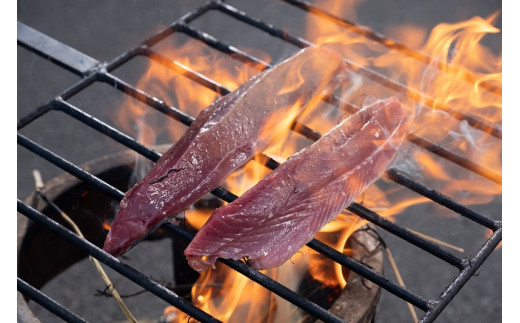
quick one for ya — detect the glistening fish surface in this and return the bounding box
[103,46,350,257]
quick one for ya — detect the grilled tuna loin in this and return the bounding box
[103,46,350,256]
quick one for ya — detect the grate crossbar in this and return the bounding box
[17,278,88,323]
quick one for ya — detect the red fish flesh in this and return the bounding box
[184,97,410,272]
[103,46,349,257]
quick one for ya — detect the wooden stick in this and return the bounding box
[33,170,137,323]
[407,228,465,253]
[344,205,464,253]
[384,246,418,323]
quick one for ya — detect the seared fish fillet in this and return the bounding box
[103,46,349,256]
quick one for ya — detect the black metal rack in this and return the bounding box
[17,1,502,322]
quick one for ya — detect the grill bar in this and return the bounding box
[178,22,270,71]
[141,47,232,95]
[53,99,161,162]
[406,133,501,185]
[17,278,88,323]
[17,21,100,76]
[348,203,467,269]
[217,1,312,48]
[419,226,502,322]
[98,72,195,126]
[17,103,54,130]
[17,1,502,322]
[17,201,222,323]
[176,20,362,114]
[387,168,501,231]
[17,133,125,201]
[17,70,100,130]
[306,239,430,311]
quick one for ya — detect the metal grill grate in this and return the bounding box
[17,1,502,322]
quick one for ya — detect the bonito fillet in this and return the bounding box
[103,46,349,257]
[185,97,410,272]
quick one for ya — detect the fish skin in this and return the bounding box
[184,97,410,272]
[103,46,350,257]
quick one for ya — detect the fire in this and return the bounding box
[180,263,304,322]
[102,220,111,231]
[112,1,501,321]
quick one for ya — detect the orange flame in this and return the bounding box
[112,36,265,146]
[102,220,111,231]
[112,2,501,321]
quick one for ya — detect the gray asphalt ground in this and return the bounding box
[17,1,502,322]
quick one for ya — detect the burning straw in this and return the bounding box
[32,169,137,323]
